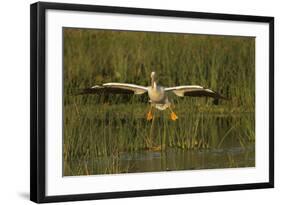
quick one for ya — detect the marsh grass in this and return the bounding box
[63,28,255,175]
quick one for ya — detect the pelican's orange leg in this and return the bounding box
[168,106,178,121]
[146,104,154,121]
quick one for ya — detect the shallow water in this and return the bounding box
[118,144,255,173]
[89,141,254,174]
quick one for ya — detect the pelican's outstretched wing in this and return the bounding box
[165,85,227,99]
[78,83,148,95]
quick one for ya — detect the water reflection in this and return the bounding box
[118,144,254,173]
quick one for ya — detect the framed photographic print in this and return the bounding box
[30,1,274,203]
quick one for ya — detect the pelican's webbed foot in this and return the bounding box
[147,111,153,121]
[170,112,178,121]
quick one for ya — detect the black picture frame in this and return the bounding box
[30,1,274,203]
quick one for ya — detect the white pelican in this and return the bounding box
[79,72,227,121]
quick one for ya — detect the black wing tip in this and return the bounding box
[216,93,229,100]
[213,93,229,105]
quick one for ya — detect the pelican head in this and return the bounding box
[151,71,156,88]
